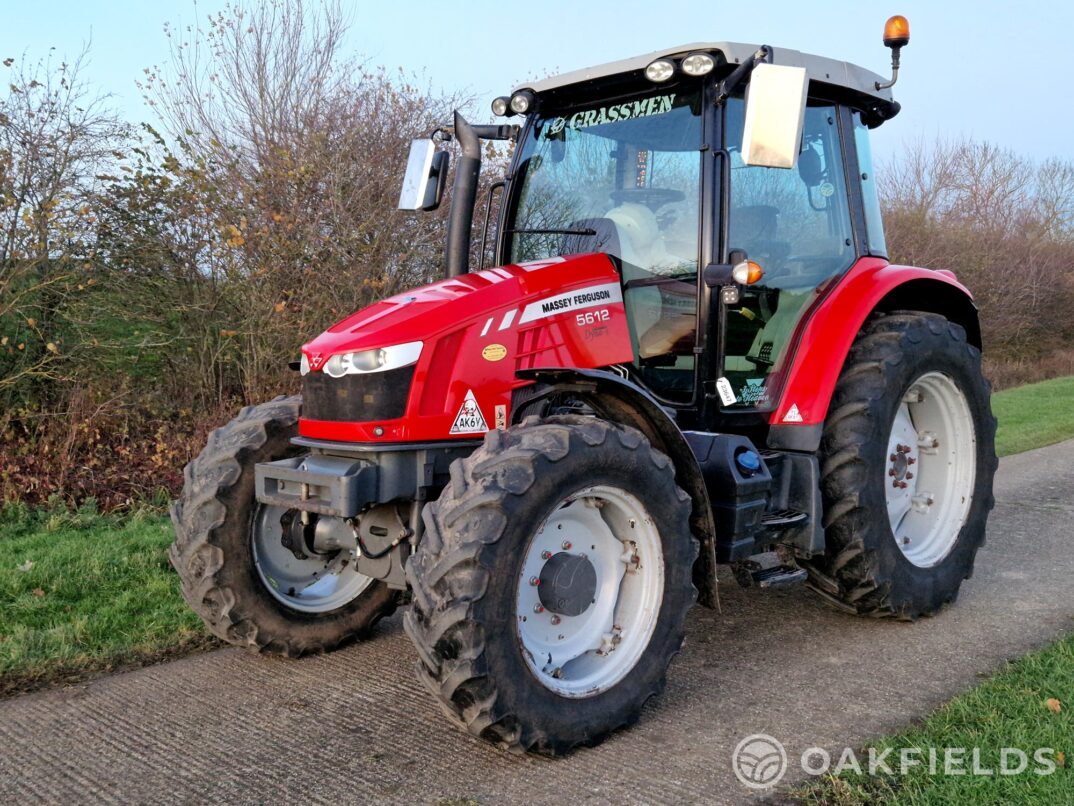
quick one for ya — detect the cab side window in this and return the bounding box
[721,97,855,409]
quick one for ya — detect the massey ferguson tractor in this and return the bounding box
[171,17,997,755]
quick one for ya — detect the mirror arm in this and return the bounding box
[472,124,520,141]
[715,45,771,104]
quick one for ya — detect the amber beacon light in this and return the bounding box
[876,14,910,90]
[883,15,910,48]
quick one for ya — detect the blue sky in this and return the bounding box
[3,0,1073,162]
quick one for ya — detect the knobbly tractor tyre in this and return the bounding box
[404,416,696,755]
[805,312,998,619]
[169,395,400,655]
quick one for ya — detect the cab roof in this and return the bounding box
[514,41,893,109]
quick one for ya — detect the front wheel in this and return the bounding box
[404,416,696,755]
[169,395,401,655]
[805,312,998,618]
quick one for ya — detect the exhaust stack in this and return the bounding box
[445,111,481,278]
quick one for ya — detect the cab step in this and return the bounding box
[761,508,809,529]
[731,550,810,589]
[750,565,809,588]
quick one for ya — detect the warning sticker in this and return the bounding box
[450,389,488,434]
[783,404,804,423]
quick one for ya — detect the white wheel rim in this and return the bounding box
[515,485,664,698]
[885,371,976,568]
[251,505,375,613]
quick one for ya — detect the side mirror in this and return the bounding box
[741,63,808,169]
[398,140,450,211]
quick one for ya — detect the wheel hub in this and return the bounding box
[252,504,374,613]
[538,552,597,617]
[885,373,976,568]
[515,486,665,698]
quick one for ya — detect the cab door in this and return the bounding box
[715,96,859,415]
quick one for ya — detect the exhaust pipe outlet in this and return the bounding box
[445,111,481,278]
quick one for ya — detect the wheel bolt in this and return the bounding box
[897,481,908,489]
[529,576,540,586]
[561,541,572,550]
[550,615,561,625]
[540,550,551,560]
[907,457,916,465]
[533,604,544,614]
[889,453,898,462]
[905,472,914,480]
[888,468,897,477]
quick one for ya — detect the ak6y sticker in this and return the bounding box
[450,389,488,434]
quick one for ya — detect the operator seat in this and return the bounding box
[604,202,676,273]
[604,202,695,360]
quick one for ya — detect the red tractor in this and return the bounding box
[171,17,996,755]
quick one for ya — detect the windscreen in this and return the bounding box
[506,86,704,402]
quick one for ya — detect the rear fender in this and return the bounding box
[515,367,719,609]
[769,259,981,448]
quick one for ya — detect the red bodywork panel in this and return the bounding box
[299,254,633,442]
[769,257,973,427]
[301,252,974,443]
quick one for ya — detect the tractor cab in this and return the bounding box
[405,37,903,436]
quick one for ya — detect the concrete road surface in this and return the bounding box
[1,441,1072,804]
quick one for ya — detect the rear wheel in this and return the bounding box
[805,312,997,618]
[404,416,696,755]
[169,395,400,655]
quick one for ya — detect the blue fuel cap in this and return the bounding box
[736,450,761,474]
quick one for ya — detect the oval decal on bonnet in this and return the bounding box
[481,343,508,362]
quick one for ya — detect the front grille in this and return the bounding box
[302,365,414,422]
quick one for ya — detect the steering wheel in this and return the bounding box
[772,256,839,289]
[609,187,685,211]
[622,270,696,290]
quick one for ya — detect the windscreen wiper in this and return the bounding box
[506,227,597,236]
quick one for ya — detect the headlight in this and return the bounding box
[321,341,423,378]
[300,354,311,375]
[510,90,535,114]
[491,96,511,117]
[681,52,715,76]
[644,59,675,82]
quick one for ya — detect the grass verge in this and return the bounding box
[992,375,1074,456]
[792,633,1073,804]
[0,500,216,697]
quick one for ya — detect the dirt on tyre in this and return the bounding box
[805,311,998,619]
[404,415,696,755]
[169,395,400,656]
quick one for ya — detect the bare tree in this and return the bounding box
[0,48,128,397]
[880,137,1074,387]
[141,0,462,402]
